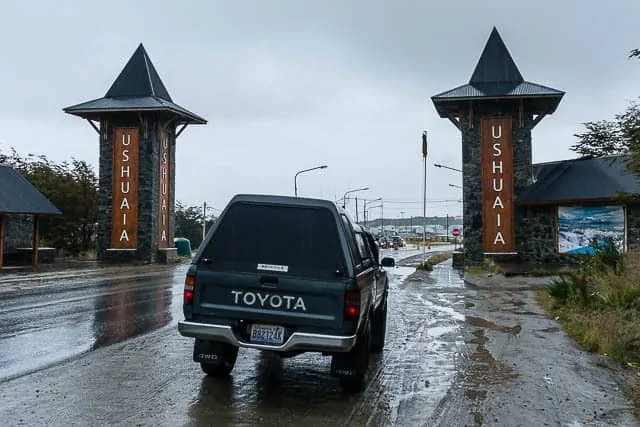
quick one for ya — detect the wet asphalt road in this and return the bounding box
[0,265,185,382]
[0,246,637,426]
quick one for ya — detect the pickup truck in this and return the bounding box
[178,194,395,392]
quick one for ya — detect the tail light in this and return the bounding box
[344,291,361,320]
[184,274,195,305]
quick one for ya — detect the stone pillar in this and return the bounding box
[459,101,534,265]
[64,44,206,264]
[97,116,177,263]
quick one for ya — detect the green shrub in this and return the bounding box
[416,261,433,271]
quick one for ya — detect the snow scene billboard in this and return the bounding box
[557,205,625,254]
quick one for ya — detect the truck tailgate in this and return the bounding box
[193,269,345,330]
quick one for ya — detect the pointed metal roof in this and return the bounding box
[64,44,206,125]
[432,27,564,117]
[105,44,173,101]
[469,27,523,85]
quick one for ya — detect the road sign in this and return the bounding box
[451,228,461,237]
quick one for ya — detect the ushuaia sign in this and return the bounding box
[158,131,171,248]
[481,117,514,253]
[111,127,139,249]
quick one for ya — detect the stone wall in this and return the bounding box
[460,100,535,266]
[625,204,640,251]
[3,214,33,254]
[97,114,177,263]
[515,204,567,264]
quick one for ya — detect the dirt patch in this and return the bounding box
[629,372,640,420]
[463,327,519,426]
[465,316,522,336]
[467,329,489,345]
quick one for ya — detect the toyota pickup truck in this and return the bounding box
[178,194,395,392]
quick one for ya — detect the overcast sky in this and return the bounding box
[1,1,639,220]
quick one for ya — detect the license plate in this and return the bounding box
[250,324,285,345]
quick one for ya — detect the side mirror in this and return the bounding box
[381,257,395,268]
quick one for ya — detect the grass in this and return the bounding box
[465,266,486,275]
[416,252,453,271]
[528,268,557,277]
[406,239,455,247]
[535,244,640,416]
[464,258,504,275]
[77,249,98,261]
[527,266,576,277]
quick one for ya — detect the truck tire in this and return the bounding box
[200,344,238,377]
[371,295,387,353]
[338,320,371,393]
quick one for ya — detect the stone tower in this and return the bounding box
[64,44,206,263]
[431,28,564,266]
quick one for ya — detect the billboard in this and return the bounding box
[557,205,625,254]
[481,117,514,252]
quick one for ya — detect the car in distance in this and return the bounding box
[391,235,405,249]
[178,194,395,392]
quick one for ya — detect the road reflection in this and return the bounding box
[91,277,174,350]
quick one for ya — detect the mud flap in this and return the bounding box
[331,321,371,379]
[330,353,360,378]
[193,339,230,365]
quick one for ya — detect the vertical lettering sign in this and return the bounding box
[111,127,139,248]
[157,131,171,248]
[481,117,515,252]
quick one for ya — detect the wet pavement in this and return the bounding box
[0,248,637,426]
[0,265,185,382]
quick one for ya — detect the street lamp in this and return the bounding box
[294,165,328,197]
[434,163,462,173]
[366,203,383,234]
[342,187,370,223]
[342,187,369,209]
[448,183,462,189]
[363,197,382,225]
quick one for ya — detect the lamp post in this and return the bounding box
[434,163,462,173]
[294,165,328,197]
[363,197,382,226]
[342,187,369,213]
[366,203,383,235]
[422,131,428,261]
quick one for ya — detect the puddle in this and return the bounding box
[465,315,522,336]
[511,310,540,316]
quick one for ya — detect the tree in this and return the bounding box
[0,147,99,255]
[571,49,640,175]
[174,202,215,249]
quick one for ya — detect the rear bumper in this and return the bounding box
[178,321,357,352]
